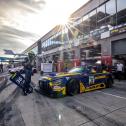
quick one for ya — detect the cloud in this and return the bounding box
[0,27,40,53]
[1,25,39,38]
[0,0,46,13]
[0,0,45,55]
[0,37,26,53]
[0,24,40,53]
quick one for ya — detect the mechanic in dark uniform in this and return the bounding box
[23,58,33,95]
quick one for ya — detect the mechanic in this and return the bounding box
[23,57,33,95]
[116,61,124,81]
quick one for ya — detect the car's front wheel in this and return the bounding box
[66,79,80,96]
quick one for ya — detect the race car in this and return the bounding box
[38,66,113,97]
[8,66,24,74]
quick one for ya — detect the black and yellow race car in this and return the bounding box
[38,66,113,97]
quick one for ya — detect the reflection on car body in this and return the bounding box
[38,66,113,97]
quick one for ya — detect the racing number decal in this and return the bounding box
[89,76,95,85]
[80,81,85,93]
[16,77,23,84]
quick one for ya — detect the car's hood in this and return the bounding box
[39,72,81,81]
[55,72,81,78]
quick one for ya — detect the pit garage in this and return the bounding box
[112,39,126,79]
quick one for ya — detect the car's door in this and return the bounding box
[88,68,106,86]
[94,73,106,84]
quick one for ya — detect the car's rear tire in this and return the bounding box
[66,79,80,96]
[39,81,42,89]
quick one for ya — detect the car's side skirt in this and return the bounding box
[79,82,106,93]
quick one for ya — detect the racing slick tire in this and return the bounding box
[106,78,113,88]
[66,79,80,96]
[39,81,42,89]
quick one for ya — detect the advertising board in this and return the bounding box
[41,63,53,72]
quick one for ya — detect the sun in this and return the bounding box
[57,16,69,25]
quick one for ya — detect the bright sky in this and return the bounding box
[0,0,89,57]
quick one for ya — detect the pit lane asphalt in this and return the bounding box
[0,75,126,126]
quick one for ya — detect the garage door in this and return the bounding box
[112,39,126,56]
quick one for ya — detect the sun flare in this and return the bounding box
[56,15,70,26]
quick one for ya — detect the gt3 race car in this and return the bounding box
[38,67,113,97]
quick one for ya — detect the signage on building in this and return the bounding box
[41,63,52,72]
[110,23,126,36]
[101,31,110,39]
[87,37,97,46]
[90,26,109,40]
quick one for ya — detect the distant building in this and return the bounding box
[24,0,126,72]
[22,42,38,55]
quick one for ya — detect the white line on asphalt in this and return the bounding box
[58,114,61,120]
[98,91,126,100]
[0,74,9,77]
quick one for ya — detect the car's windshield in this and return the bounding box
[68,67,86,73]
